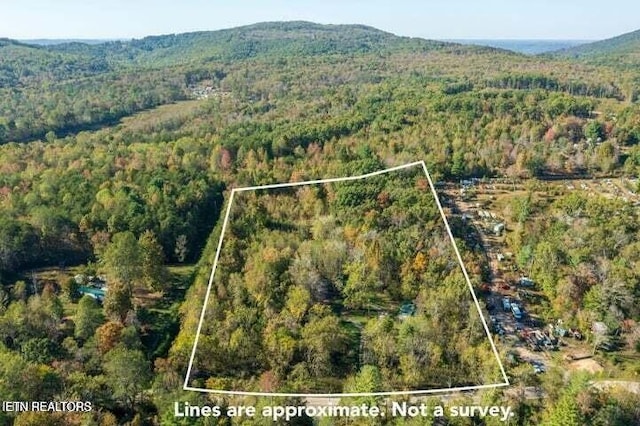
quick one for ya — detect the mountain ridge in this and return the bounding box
[0,21,634,146]
[6,22,639,62]
[5,21,504,64]
[550,28,640,66]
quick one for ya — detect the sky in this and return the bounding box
[2,0,639,41]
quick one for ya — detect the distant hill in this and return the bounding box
[551,28,640,66]
[0,21,496,144]
[449,39,590,55]
[0,38,110,87]
[2,21,499,83]
[45,21,484,67]
[19,38,126,46]
[0,21,634,145]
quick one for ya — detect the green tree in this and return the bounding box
[595,141,617,172]
[584,121,605,142]
[104,347,151,412]
[74,295,105,341]
[61,278,80,302]
[450,151,465,178]
[103,280,133,322]
[101,232,142,285]
[263,320,297,378]
[0,287,8,313]
[0,350,59,400]
[174,234,188,263]
[511,194,532,224]
[138,230,168,291]
[525,155,546,177]
[283,285,311,324]
[12,280,28,301]
[542,377,588,426]
[531,241,560,298]
[344,365,383,405]
[300,308,349,378]
[20,338,57,364]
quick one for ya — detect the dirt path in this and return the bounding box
[592,380,640,394]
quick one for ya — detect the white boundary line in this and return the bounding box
[183,160,509,397]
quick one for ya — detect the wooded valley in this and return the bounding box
[0,21,639,425]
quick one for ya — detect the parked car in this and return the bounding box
[511,304,523,320]
[532,362,546,374]
[502,297,511,311]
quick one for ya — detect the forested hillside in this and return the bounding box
[0,21,448,144]
[0,21,639,425]
[551,28,640,68]
[186,164,501,394]
[2,21,638,145]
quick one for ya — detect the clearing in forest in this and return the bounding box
[184,161,508,396]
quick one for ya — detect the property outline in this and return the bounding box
[183,160,510,397]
